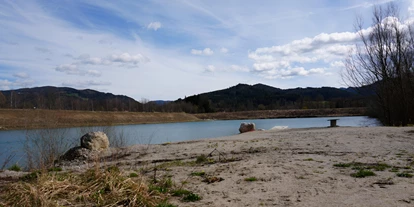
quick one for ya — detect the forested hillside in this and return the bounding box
[0,86,141,111]
[177,83,369,113]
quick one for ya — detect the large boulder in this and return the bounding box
[80,131,109,151]
[239,122,256,133]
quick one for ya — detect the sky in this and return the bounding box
[0,0,413,100]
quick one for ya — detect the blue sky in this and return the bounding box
[0,0,413,100]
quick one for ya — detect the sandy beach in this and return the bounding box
[59,126,414,206]
[2,126,414,206]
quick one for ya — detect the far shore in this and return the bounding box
[0,107,366,131]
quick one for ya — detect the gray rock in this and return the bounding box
[60,146,92,161]
[80,131,109,151]
[239,122,256,133]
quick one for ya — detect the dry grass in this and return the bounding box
[194,108,366,120]
[0,109,200,130]
[1,166,166,206]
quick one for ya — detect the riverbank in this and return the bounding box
[0,109,200,130]
[3,126,412,206]
[0,108,366,130]
[194,107,367,120]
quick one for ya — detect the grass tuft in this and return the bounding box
[396,172,413,178]
[182,193,201,202]
[171,189,191,197]
[244,177,258,182]
[333,163,352,168]
[190,171,205,177]
[129,172,139,177]
[351,169,376,178]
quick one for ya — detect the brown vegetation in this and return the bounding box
[0,109,200,130]
[194,107,366,120]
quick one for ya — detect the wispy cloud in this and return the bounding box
[13,72,29,79]
[147,21,162,31]
[191,48,214,56]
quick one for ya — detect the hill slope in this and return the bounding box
[0,86,141,111]
[180,83,368,112]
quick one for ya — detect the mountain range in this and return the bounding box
[0,83,371,112]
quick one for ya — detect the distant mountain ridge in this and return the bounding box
[0,86,141,111]
[179,83,369,112]
[0,83,372,113]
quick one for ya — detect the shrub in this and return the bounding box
[182,193,201,202]
[8,164,21,172]
[195,155,207,164]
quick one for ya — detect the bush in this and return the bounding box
[182,193,201,202]
[8,164,21,172]
[195,155,207,164]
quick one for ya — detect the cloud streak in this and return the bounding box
[147,21,161,31]
[191,48,214,56]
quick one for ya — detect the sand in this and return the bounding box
[4,126,414,206]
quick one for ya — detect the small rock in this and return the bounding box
[239,122,256,133]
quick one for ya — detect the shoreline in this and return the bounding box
[0,108,366,131]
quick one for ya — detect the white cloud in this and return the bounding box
[220,47,228,53]
[110,53,149,64]
[204,65,216,72]
[253,61,290,72]
[253,32,357,56]
[330,61,345,68]
[62,80,111,88]
[87,70,102,77]
[55,64,102,77]
[147,21,161,31]
[0,78,34,90]
[55,64,80,75]
[0,79,13,90]
[259,67,326,79]
[410,0,414,16]
[191,48,214,56]
[13,72,29,79]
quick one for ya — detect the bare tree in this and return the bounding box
[343,3,414,126]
